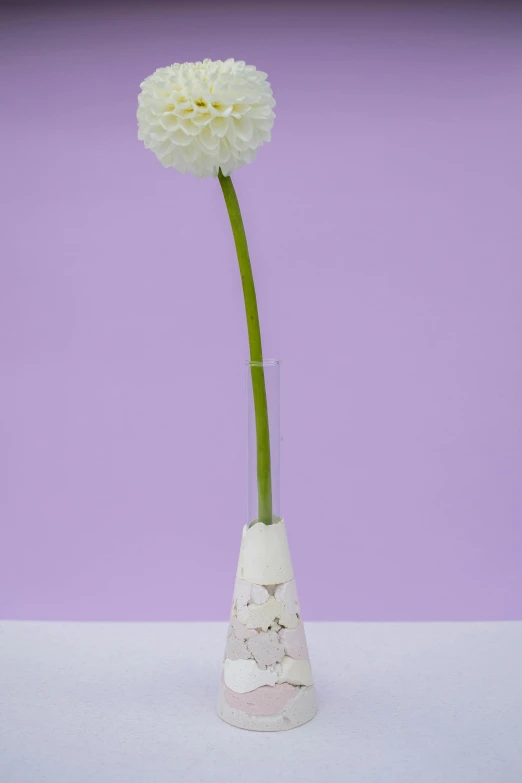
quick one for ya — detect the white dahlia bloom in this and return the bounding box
[137,58,276,178]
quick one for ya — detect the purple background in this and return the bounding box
[1,2,521,621]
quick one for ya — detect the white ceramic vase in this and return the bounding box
[217,361,317,731]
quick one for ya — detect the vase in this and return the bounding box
[217,359,318,731]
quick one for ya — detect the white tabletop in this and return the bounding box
[1,621,521,783]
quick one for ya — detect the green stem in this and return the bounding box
[218,170,273,525]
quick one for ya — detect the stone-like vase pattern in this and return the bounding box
[217,518,318,731]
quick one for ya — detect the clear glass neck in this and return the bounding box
[246,359,280,526]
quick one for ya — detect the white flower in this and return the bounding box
[137,58,276,178]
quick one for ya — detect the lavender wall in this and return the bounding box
[1,3,521,621]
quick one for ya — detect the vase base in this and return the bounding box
[217,683,318,732]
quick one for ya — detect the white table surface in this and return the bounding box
[1,621,521,783]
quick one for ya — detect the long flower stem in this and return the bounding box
[218,170,273,525]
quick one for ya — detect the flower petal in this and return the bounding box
[211,116,229,138]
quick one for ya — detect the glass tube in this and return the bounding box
[246,359,281,526]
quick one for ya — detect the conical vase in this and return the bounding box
[217,360,318,731]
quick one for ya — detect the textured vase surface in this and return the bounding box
[217,518,318,731]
